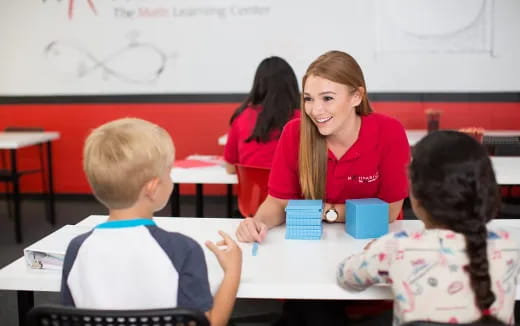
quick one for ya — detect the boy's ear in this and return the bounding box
[143,177,160,199]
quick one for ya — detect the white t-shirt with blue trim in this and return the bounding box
[60,218,213,311]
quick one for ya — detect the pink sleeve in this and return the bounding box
[377,119,410,203]
[223,119,240,165]
[268,119,301,199]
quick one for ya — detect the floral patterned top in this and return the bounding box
[337,228,520,325]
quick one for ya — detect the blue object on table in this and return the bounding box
[285,200,323,240]
[286,218,323,226]
[285,199,323,212]
[345,198,389,239]
[252,242,259,256]
[285,228,322,240]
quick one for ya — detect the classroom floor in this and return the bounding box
[0,195,519,326]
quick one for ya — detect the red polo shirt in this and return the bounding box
[224,106,300,168]
[268,113,410,203]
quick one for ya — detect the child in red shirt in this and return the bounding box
[224,56,300,172]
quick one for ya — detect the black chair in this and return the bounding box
[402,322,458,326]
[402,318,507,326]
[27,304,210,326]
[483,135,520,156]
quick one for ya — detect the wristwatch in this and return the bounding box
[324,206,338,223]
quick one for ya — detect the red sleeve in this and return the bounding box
[268,119,302,199]
[223,118,240,165]
[377,118,410,203]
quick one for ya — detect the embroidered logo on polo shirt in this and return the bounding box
[347,171,380,183]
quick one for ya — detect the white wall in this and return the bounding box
[0,0,518,95]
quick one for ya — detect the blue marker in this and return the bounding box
[252,242,259,256]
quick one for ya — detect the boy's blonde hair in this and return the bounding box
[83,118,175,209]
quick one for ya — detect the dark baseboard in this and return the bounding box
[1,92,519,104]
[0,193,227,201]
[0,193,95,201]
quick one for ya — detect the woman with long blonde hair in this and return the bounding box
[236,50,410,243]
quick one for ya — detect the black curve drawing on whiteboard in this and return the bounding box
[44,41,169,84]
[396,1,487,39]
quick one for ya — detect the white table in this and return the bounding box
[171,164,237,185]
[406,130,520,147]
[219,130,520,147]
[0,132,59,149]
[0,132,60,243]
[218,134,227,146]
[215,134,520,185]
[2,216,520,325]
[170,160,237,217]
[491,157,520,185]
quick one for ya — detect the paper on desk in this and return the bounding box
[23,224,93,270]
[186,155,225,166]
[186,154,222,160]
[174,160,220,168]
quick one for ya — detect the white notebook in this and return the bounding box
[23,224,93,270]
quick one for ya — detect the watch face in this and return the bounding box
[325,209,338,222]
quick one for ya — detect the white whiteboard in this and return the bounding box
[0,0,519,95]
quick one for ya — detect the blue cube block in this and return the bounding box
[286,211,322,219]
[286,225,322,232]
[286,218,322,227]
[285,228,322,240]
[285,234,321,240]
[286,215,322,224]
[285,200,322,213]
[345,198,389,239]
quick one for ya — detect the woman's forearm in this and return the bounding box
[389,200,404,222]
[253,195,287,229]
[324,203,346,223]
[224,163,236,174]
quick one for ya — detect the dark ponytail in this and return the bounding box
[409,130,500,317]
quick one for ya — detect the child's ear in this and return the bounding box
[143,177,160,199]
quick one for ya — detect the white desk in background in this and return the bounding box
[406,130,520,147]
[170,159,237,217]
[219,130,520,147]
[0,132,60,243]
[216,133,520,185]
[177,154,519,220]
[491,157,520,185]
[218,134,227,146]
[2,216,520,326]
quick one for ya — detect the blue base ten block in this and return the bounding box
[285,200,323,240]
[346,198,389,239]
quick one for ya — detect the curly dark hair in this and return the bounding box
[409,130,500,316]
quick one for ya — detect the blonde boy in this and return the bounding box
[61,118,242,326]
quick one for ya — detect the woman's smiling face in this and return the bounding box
[303,75,361,137]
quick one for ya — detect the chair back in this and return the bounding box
[483,135,520,156]
[235,164,270,217]
[402,318,506,326]
[5,127,44,132]
[27,304,209,326]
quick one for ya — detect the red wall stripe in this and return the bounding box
[1,101,519,195]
